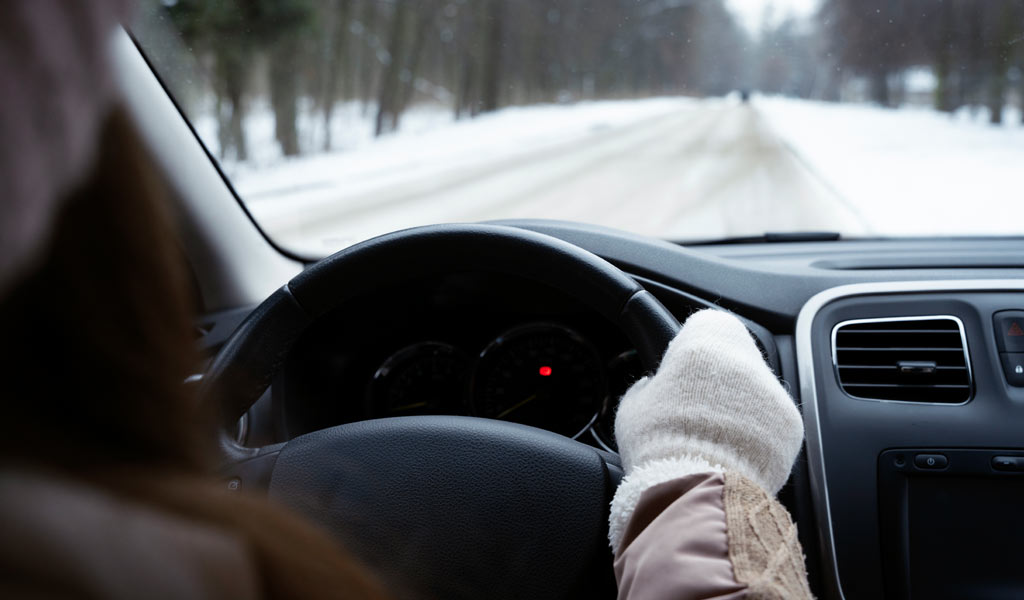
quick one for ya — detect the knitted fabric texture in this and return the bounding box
[610,309,804,549]
[614,309,803,490]
[723,472,814,600]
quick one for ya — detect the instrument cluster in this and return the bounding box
[366,322,642,445]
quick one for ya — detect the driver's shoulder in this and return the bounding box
[0,469,260,600]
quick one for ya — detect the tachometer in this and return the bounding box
[368,342,470,417]
[471,323,607,437]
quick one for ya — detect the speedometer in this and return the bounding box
[470,323,607,437]
[368,342,470,417]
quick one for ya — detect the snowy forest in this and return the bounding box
[142,0,1024,163]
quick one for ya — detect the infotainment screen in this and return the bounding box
[879,450,1024,599]
[906,476,1024,600]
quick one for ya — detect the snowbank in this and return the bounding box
[188,94,1024,253]
[757,97,1024,236]
[215,97,699,250]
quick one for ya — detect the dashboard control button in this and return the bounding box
[993,311,1024,353]
[999,353,1024,387]
[992,456,1023,472]
[914,454,948,469]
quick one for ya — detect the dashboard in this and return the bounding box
[261,267,779,453]
[272,272,649,449]
[200,221,1024,600]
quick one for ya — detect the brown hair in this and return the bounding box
[0,108,210,471]
[0,108,388,598]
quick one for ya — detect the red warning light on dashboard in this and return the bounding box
[1009,322,1024,337]
[538,366,553,377]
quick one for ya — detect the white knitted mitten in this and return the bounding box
[608,309,804,550]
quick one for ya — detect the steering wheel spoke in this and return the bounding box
[218,441,284,495]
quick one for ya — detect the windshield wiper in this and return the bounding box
[681,231,842,246]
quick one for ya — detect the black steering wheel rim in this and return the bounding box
[203,223,679,448]
[200,223,681,599]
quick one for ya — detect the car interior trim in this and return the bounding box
[795,279,1024,600]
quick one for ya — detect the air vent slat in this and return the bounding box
[839,347,963,352]
[837,365,966,370]
[843,383,970,389]
[841,329,959,334]
[833,316,971,403]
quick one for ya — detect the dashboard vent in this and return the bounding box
[832,316,971,403]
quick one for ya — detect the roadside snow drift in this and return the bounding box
[207,96,1024,254]
[757,97,1024,238]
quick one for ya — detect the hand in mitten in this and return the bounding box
[608,309,804,550]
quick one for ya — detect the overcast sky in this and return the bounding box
[725,0,820,33]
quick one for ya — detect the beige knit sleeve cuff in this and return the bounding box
[722,472,814,599]
[612,471,814,600]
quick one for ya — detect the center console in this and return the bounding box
[796,281,1024,600]
[878,448,1024,599]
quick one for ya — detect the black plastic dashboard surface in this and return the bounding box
[196,220,1024,600]
[494,220,1024,329]
[804,289,1024,600]
[274,270,781,446]
[277,271,638,444]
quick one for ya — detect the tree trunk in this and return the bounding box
[987,69,1006,125]
[869,68,890,107]
[934,57,954,112]
[987,1,1014,125]
[270,40,302,157]
[211,45,249,160]
[394,11,433,125]
[215,94,229,161]
[320,0,350,150]
[456,57,475,120]
[933,0,956,113]
[219,50,248,162]
[480,0,503,113]
[227,90,247,161]
[358,0,379,115]
[375,2,410,136]
[889,74,906,107]
[1020,72,1024,125]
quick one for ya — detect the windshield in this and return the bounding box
[135,1,1024,256]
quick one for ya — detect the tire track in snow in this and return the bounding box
[266,101,870,252]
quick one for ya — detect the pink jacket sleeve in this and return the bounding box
[613,472,813,600]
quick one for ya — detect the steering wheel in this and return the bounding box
[201,224,680,600]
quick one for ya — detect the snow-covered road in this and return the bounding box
[230,97,1021,255]
[469,102,872,241]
